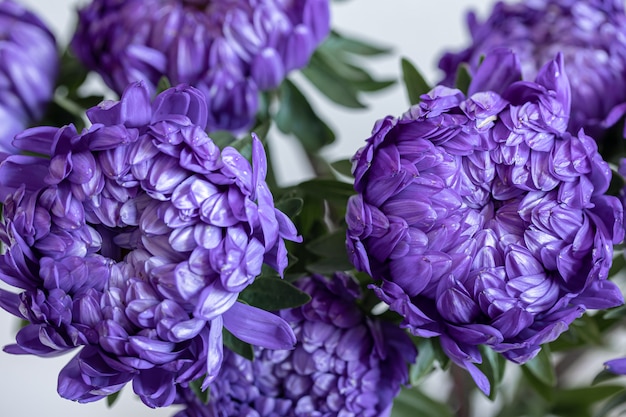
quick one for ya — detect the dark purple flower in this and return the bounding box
[71,0,330,133]
[172,272,417,417]
[0,0,58,152]
[0,81,301,407]
[346,49,624,395]
[438,0,626,139]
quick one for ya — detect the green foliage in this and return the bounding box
[476,346,507,400]
[454,63,472,95]
[409,338,438,385]
[239,275,311,311]
[304,229,354,273]
[156,76,172,94]
[222,328,254,361]
[391,387,455,417]
[106,391,121,408]
[275,79,335,152]
[307,31,394,102]
[189,378,209,405]
[40,48,105,131]
[330,159,354,178]
[523,346,556,389]
[401,57,431,105]
[551,385,625,417]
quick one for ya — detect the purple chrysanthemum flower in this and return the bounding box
[71,0,330,133]
[438,0,626,139]
[171,272,417,417]
[0,81,302,407]
[0,0,58,152]
[346,49,624,395]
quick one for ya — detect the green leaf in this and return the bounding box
[593,388,626,417]
[251,120,271,142]
[603,304,626,320]
[302,56,366,108]
[305,229,353,273]
[409,338,437,385]
[608,252,626,278]
[239,275,311,311]
[74,95,105,109]
[230,135,253,160]
[550,314,607,352]
[391,387,455,417]
[330,159,354,178]
[156,76,172,94]
[57,48,90,96]
[297,179,355,202]
[401,57,431,106]
[571,314,603,345]
[520,346,557,403]
[106,391,121,408]
[223,328,254,361]
[520,365,554,402]
[189,378,209,405]
[306,229,349,258]
[210,130,238,150]
[593,369,623,386]
[523,346,556,388]
[476,345,507,400]
[554,385,624,407]
[309,49,394,93]
[454,63,472,95]
[322,30,392,56]
[275,79,335,151]
[305,256,355,274]
[275,197,304,219]
[352,78,396,92]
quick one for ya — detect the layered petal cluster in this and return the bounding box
[71,0,330,133]
[438,0,626,139]
[172,272,417,417]
[0,0,58,152]
[346,49,624,394]
[0,81,301,407]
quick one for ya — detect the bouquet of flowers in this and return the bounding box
[2,0,626,416]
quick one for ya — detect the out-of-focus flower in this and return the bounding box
[0,81,301,407]
[346,49,624,394]
[438,0,626,140]
[0,0,58,152]
[172,272,417,417]
[71,0,330,133]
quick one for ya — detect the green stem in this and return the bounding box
[449,364,473,417]
[304,149,333,179]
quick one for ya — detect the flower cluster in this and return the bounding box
[172,272,417,417]
[346,49,624,394]
[0,81,301,407]
[438,0,626,139]
[0,0,58,152]
[71,0,330,133]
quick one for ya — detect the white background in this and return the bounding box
[6,1,616,416]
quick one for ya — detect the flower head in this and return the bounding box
[0,0,58,152]
[71,0,330,133]
[346,49,624,395]
[172,272,417,417]
[0,81,301,407]
[438,0,626,139]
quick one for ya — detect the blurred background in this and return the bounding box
[0,0,520,416]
